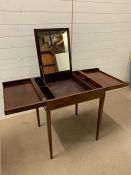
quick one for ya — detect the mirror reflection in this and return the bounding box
[36,29,70,74]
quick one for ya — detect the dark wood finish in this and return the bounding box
[73,71,102,89]
[45,70,72,82]
[75,104,78,115]
[96,93,105,140]
[3,28,129,159]
[3,69,128,158]
[46,108,53,159]
[34,28,72,77]
[32,69,128,158]
[36,108,41,127]
[31,78,46,100]
[47,79,86,98]
[79,69,128,90]
[3,78,46,115]
[47,88,105,110]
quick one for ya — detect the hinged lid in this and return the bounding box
[3,78,46,115]
[34,28,72,78]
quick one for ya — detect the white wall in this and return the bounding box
[0,0,72,118]
[0,0,131,119]
[72,0,131,79]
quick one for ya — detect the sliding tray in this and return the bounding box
[3,78,46,115]
[74,68,128,91]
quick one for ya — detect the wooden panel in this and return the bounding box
[41,54,56,65]
[3,78,45,114]
[47,88,105,110]
[43,65,58,74]
[80,69,128,90]
[47,78,87,97]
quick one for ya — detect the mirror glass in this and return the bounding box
[34,28,71,75]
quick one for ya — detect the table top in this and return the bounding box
[3,68,128,115]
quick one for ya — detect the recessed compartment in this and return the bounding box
[47,78,92,98]
[35,77,46,88]
[73,71,102,89]
[73,71,87,79]
[82,78,102,89]
[40,87,55,99]
[34,77,55,99]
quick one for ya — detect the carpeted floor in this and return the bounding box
[1,87,131,175]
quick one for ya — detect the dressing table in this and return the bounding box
[3,28,128,159]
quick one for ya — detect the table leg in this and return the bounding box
[46,109,53,159]
[36,108,40,127]
[75,104,78,115]
[96,94,105,140]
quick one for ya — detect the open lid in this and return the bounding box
[34,28,72,78]
[3,78,46,115]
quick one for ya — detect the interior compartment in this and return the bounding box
[42,71,102,98]
[73,71,102,88]
[40,87,55,99]
[35,77,46,88]
[83,78,102,89]
[34,74,95,99]
[47,78,91,98]
[73,71,87,79]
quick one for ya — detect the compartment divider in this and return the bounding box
[31,78,46,100]
[72,74,94,90]
[74,71,102,88]
[40,86,55,99]
[33,77,56,99]
[34,77,46,88]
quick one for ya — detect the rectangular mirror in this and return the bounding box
[34,28,72,76]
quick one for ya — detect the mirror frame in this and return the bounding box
[34,28,72,77]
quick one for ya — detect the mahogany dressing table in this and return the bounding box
[3,28,128,159]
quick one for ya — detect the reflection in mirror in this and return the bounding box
[34,28,71,75]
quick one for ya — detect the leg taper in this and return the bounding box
[36,108,40,127]
[46,109,53,159]
[96,94,105,140]
[75,104,78,115]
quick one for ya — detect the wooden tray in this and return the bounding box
[3,79,46,115]
[75,68,128,90]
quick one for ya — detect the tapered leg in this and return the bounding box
[96,94,105,140]
[46,109,53,159]
[75,104,78,115]
[36,108,40,127]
